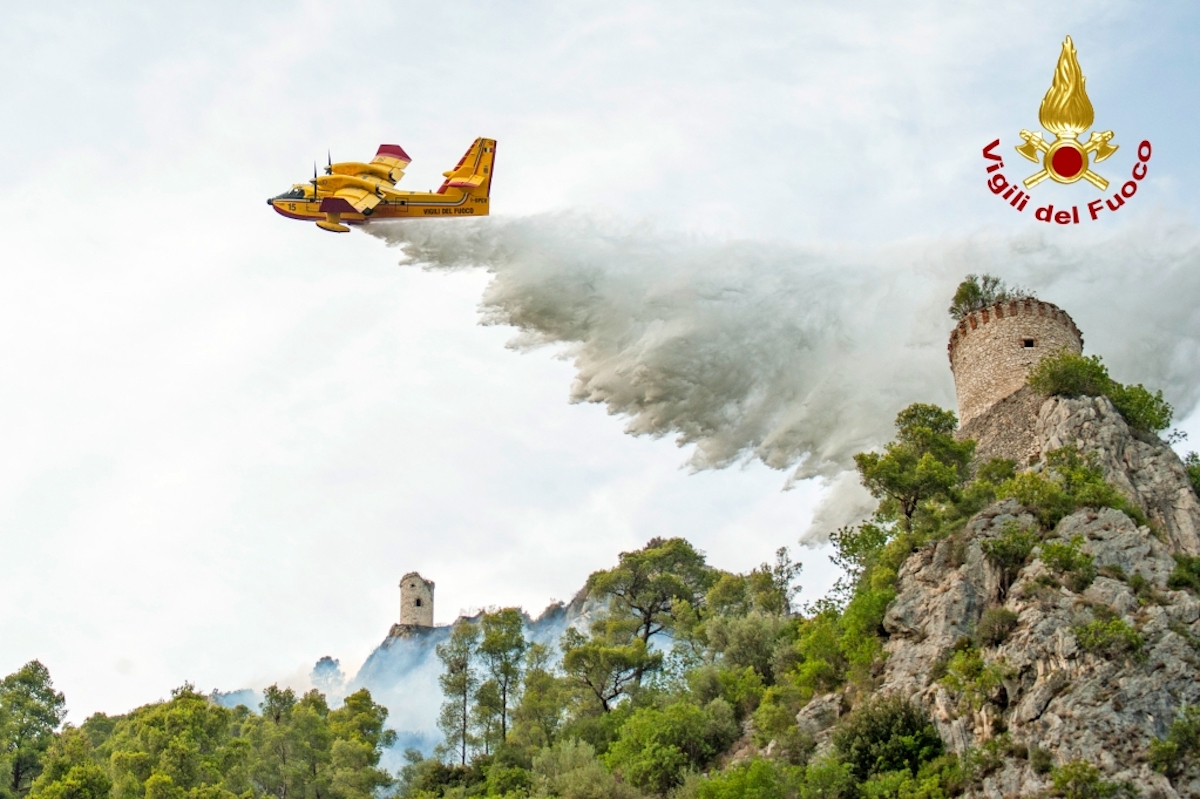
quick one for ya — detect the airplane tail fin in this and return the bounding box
[437,138,496,200]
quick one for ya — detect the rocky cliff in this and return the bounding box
[802,395,1200,797]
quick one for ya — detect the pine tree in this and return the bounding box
[435,621,480,765]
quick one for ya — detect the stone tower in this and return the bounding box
[399,572,434,627]
[949,298,1082,427]
[949,298,1083,464]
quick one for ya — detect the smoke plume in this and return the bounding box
[365,214,1200,538]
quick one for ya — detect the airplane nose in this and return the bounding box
[266,198,274,206]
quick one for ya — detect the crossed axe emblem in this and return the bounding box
[1015,129,1118,190]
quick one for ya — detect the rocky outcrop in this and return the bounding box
[880,502,1198,796]
[800,396,1200,796]
[1038,395,1200,556]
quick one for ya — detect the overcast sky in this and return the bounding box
[2,1,1200,722]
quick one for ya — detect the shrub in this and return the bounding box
[486,765,531,796]
[605,700,738,794]
[1168,554,1200,593]
[996,447,1146,532]
[532,739,639,799]
[1030,746,1054,775]
[1028,352,1112,399]
[695,759,798,799]
[1185,453,1200,497]
[940,647,1010,713]
[1049,760,1135,798]
[686,665,764,721]
[977,458,1018,485]
[856,755,965,798]
[704,614,791,687]
[1040,537,1097,593]
[948,274,1033,320]
[1149,704,1200,778]
[981,522,1038,592]
[1073,618,1145,662]
[797,757,856,799]
[1127,572,1154,602]
[1028,350,1173,433]
[976,608,1019,647]
[996,472,1073,530]
[1108,381,1173,434]
[831,696,943,783]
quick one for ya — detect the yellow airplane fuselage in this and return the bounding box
[269,191,490,223]
[268,138,495,233]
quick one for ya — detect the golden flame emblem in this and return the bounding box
[1016,36,1118,190]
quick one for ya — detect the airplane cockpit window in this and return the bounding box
[272,187,309,201]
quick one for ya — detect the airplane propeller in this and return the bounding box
[311,162,319,199]
[325,150,333,175]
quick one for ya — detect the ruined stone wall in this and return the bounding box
[948,299,1082,428]
[399,572,434,627]
[956,385,1045,467]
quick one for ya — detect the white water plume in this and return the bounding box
[364,214,1200,538]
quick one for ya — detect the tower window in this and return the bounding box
[415,598,422,607]
[1022,338,1035,348]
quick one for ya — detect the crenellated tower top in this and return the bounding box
[948,298,1083,428]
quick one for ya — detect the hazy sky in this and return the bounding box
[3,1,1200,722]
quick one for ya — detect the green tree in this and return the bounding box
[27,727,111,799]
[23,680,393,799]
[246,685,300,799]
[559,628,658,713]
[0,661,67,799]
[324,690,395,799]
[853,404,973,533]
[104,683,249,799]
[470,680,502,756]
[509,644,564,750]
[436,620,481,765]
[477,608,528,742]
[746,547,803,616]
[586,538,715,656]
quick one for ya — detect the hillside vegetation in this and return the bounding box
[7,298,1200,796]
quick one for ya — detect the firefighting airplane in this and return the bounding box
[267,138,495,233]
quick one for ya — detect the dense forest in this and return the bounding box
[4,337,1194,798]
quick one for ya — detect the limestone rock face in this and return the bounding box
[880,504,1197,796]
[1037,395,1200,556]
[805,395,1200,796]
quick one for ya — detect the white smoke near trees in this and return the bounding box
[364,214,1200,540]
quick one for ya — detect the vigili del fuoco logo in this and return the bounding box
[982,36,1151,224]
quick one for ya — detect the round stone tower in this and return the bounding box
[399,572,434,627]
[948,297,1083,428]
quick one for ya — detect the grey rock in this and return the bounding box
[1038,396,1200,555]
[795,692,843,738]
[856,396,1200,796]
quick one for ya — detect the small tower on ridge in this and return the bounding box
[399,572,434,628]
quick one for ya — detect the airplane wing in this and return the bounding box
[370,144,411,185]
[326,144,412,188]
[325,187,381,214]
